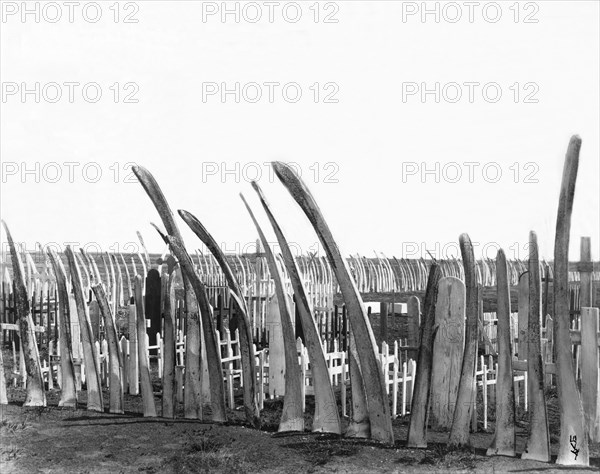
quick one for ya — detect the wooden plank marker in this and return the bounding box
[430,276,465,430]
[407,296,420,361]
[580,307,599,443]
[579,237,599,443]
[380,302,388,344]
[145,269,162,349]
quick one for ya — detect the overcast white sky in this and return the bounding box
[1,1,598,262]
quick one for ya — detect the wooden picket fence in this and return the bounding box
[108,327,420,419]
[0,280,58,346]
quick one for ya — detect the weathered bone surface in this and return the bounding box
[182,287,203,420]
[272,161,394,444]
[178,208,260,427]
[522,231,550,462]
[240,193,304,432]
[137,230,151,268]
[106,252,117,310]
[486,249,515,457]
[131,165,203,419]
[430,276,464,430]
[65,246,103,412]
[517,272,529,364]
[112,253,125,309]
[47,249,77,408]
[250,181,341,434]
[92,283,124,414]
[448,233,478,448]
[166,234,227,423]
[120,253,133,302]
[553,135,589,466]
[2,221,46,407]
[81,248,101,286]
[162,271,178,419]
[134,275,157,417]
[346,332,370,438]
[101,254,111,293]
[149,227,202,417]
[407,262,441,448]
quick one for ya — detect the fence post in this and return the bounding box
[380,302,388,344]
[407,296,420,361]
[145,269,161,352]
[578,237,599,442]
[128,301,139,395]
[226,328,234,408]
[392,341,398,418]
[216,294,223,335]
[581,306,599,443]
[120,335,129,393]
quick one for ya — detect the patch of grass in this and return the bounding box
[0,445,20,462]
[164,432,249,474]
[0,419,27,434]
[168,448,247,474]
[397,443,477,470]
[186,436,223,454]
[287,438,359,468]
[23,406,50,422]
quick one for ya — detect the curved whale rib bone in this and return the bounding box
[178,208,261,427]
[271,161,393,444]
[239,192,304,432]
[2,221,46,407]
[250,180,341,434]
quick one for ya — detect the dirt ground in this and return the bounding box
[2,387,599,472]
[2,342,600,473]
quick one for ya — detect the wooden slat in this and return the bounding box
[0,323,45,333]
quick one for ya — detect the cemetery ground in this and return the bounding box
[2,343,599,473]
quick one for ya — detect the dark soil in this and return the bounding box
[1,346,599,473]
